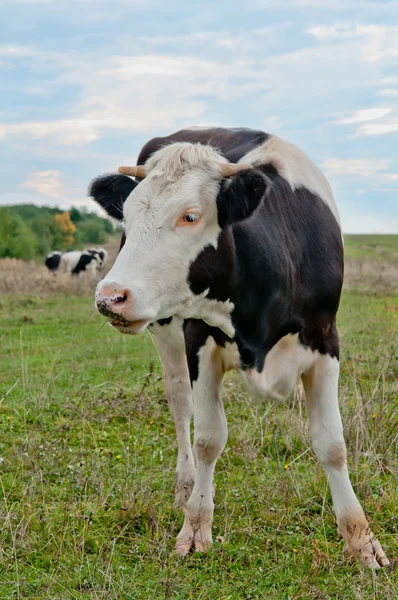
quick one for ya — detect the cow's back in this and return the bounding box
[137,127,270,165]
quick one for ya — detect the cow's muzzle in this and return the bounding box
[95,282,151,334]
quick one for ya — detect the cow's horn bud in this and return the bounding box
[220,163,253,178]
[118,166,146,178]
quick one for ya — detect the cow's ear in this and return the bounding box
[216,169,270,227]
[88,174,138,220]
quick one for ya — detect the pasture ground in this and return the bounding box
[0,236,397,599]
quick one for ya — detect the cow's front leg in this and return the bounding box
[178,330,227,555]
[154,338,196,536]
[302,353,390,569]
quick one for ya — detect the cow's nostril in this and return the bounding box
[114,294,128,304]
[96,284,131,316]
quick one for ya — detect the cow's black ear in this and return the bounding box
[217,169,269,227]
[88,174,138,220]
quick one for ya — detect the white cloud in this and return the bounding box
[307,24,397,41]
[22,171,64,197]
[0,190,100,212]
[0,120,101,145]
[340,106,398,137]
[249,0,380,8]
[337,107,391,124]
[321,158,391,177]
[307,24,398,62]
[334,105,398,139]
[357,121,398,136]
[376,88,398,97]
[0,44,36,68]
[0,44,34,57]
[0,54,268,146]
[380,76,398,85]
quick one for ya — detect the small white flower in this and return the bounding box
[0,457,4,464]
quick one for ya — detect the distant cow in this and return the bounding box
[45,250,103,275]
[71,251,101,275]
[85,247,108,269]
[58,251,82,273]
[44,251,62,272]
[89,127,389,568]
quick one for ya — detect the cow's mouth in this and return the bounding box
[108,317,150,333]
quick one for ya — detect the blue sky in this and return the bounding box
[0,0,397,232]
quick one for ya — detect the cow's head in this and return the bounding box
[90,142,269,334]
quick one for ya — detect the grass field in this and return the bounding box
[344,235,398,262]
[0,237,397,599]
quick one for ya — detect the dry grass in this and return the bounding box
[344,260,398,294]
[0,233,397,297]
[0,258,99,295]
[0,237,121,296]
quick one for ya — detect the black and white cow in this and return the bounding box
[89,127,389,568]
[45,249,103,275]
[70,251,101,275]
[59,250,101,275]
[85,247,108,269]
[44,250,62,272]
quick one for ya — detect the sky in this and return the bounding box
[0,0,397,233]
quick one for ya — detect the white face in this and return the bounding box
[96,150,223,332]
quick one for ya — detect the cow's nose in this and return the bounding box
[95,283,131,317]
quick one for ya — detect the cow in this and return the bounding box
[59,250,101,275]
[70,251,101,275]
[44,250,62,272]
[89,127,389,569]
[59,250,83,273]
[85,247,108,269]
[45,249,103,275]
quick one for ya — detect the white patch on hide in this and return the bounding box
[242,333,315,402]
[241,135,341,228]
[176,293,235,338]
[149,317,186,353]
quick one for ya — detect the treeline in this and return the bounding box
[0,205,116,260]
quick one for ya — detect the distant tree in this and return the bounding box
[54,211,76,248]
[0,208,38,259]
[70,207,83,223]
[0,204,116,260]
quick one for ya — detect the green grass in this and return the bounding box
[344,234,398,261]
[0,291,397,599]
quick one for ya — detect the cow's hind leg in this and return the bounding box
[154,338,196,554]
[302,353,390,569]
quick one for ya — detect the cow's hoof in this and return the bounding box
[175,515,195,557]
[346,533,390,569]
[175,533,212,556]
[194,537,212,553]
[360,536,390,569]
[175,535,194,557]
[175,513,213,556]
[338,515,390,569]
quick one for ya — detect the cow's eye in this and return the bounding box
[176,211,201,227]
[183,213,200,223]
